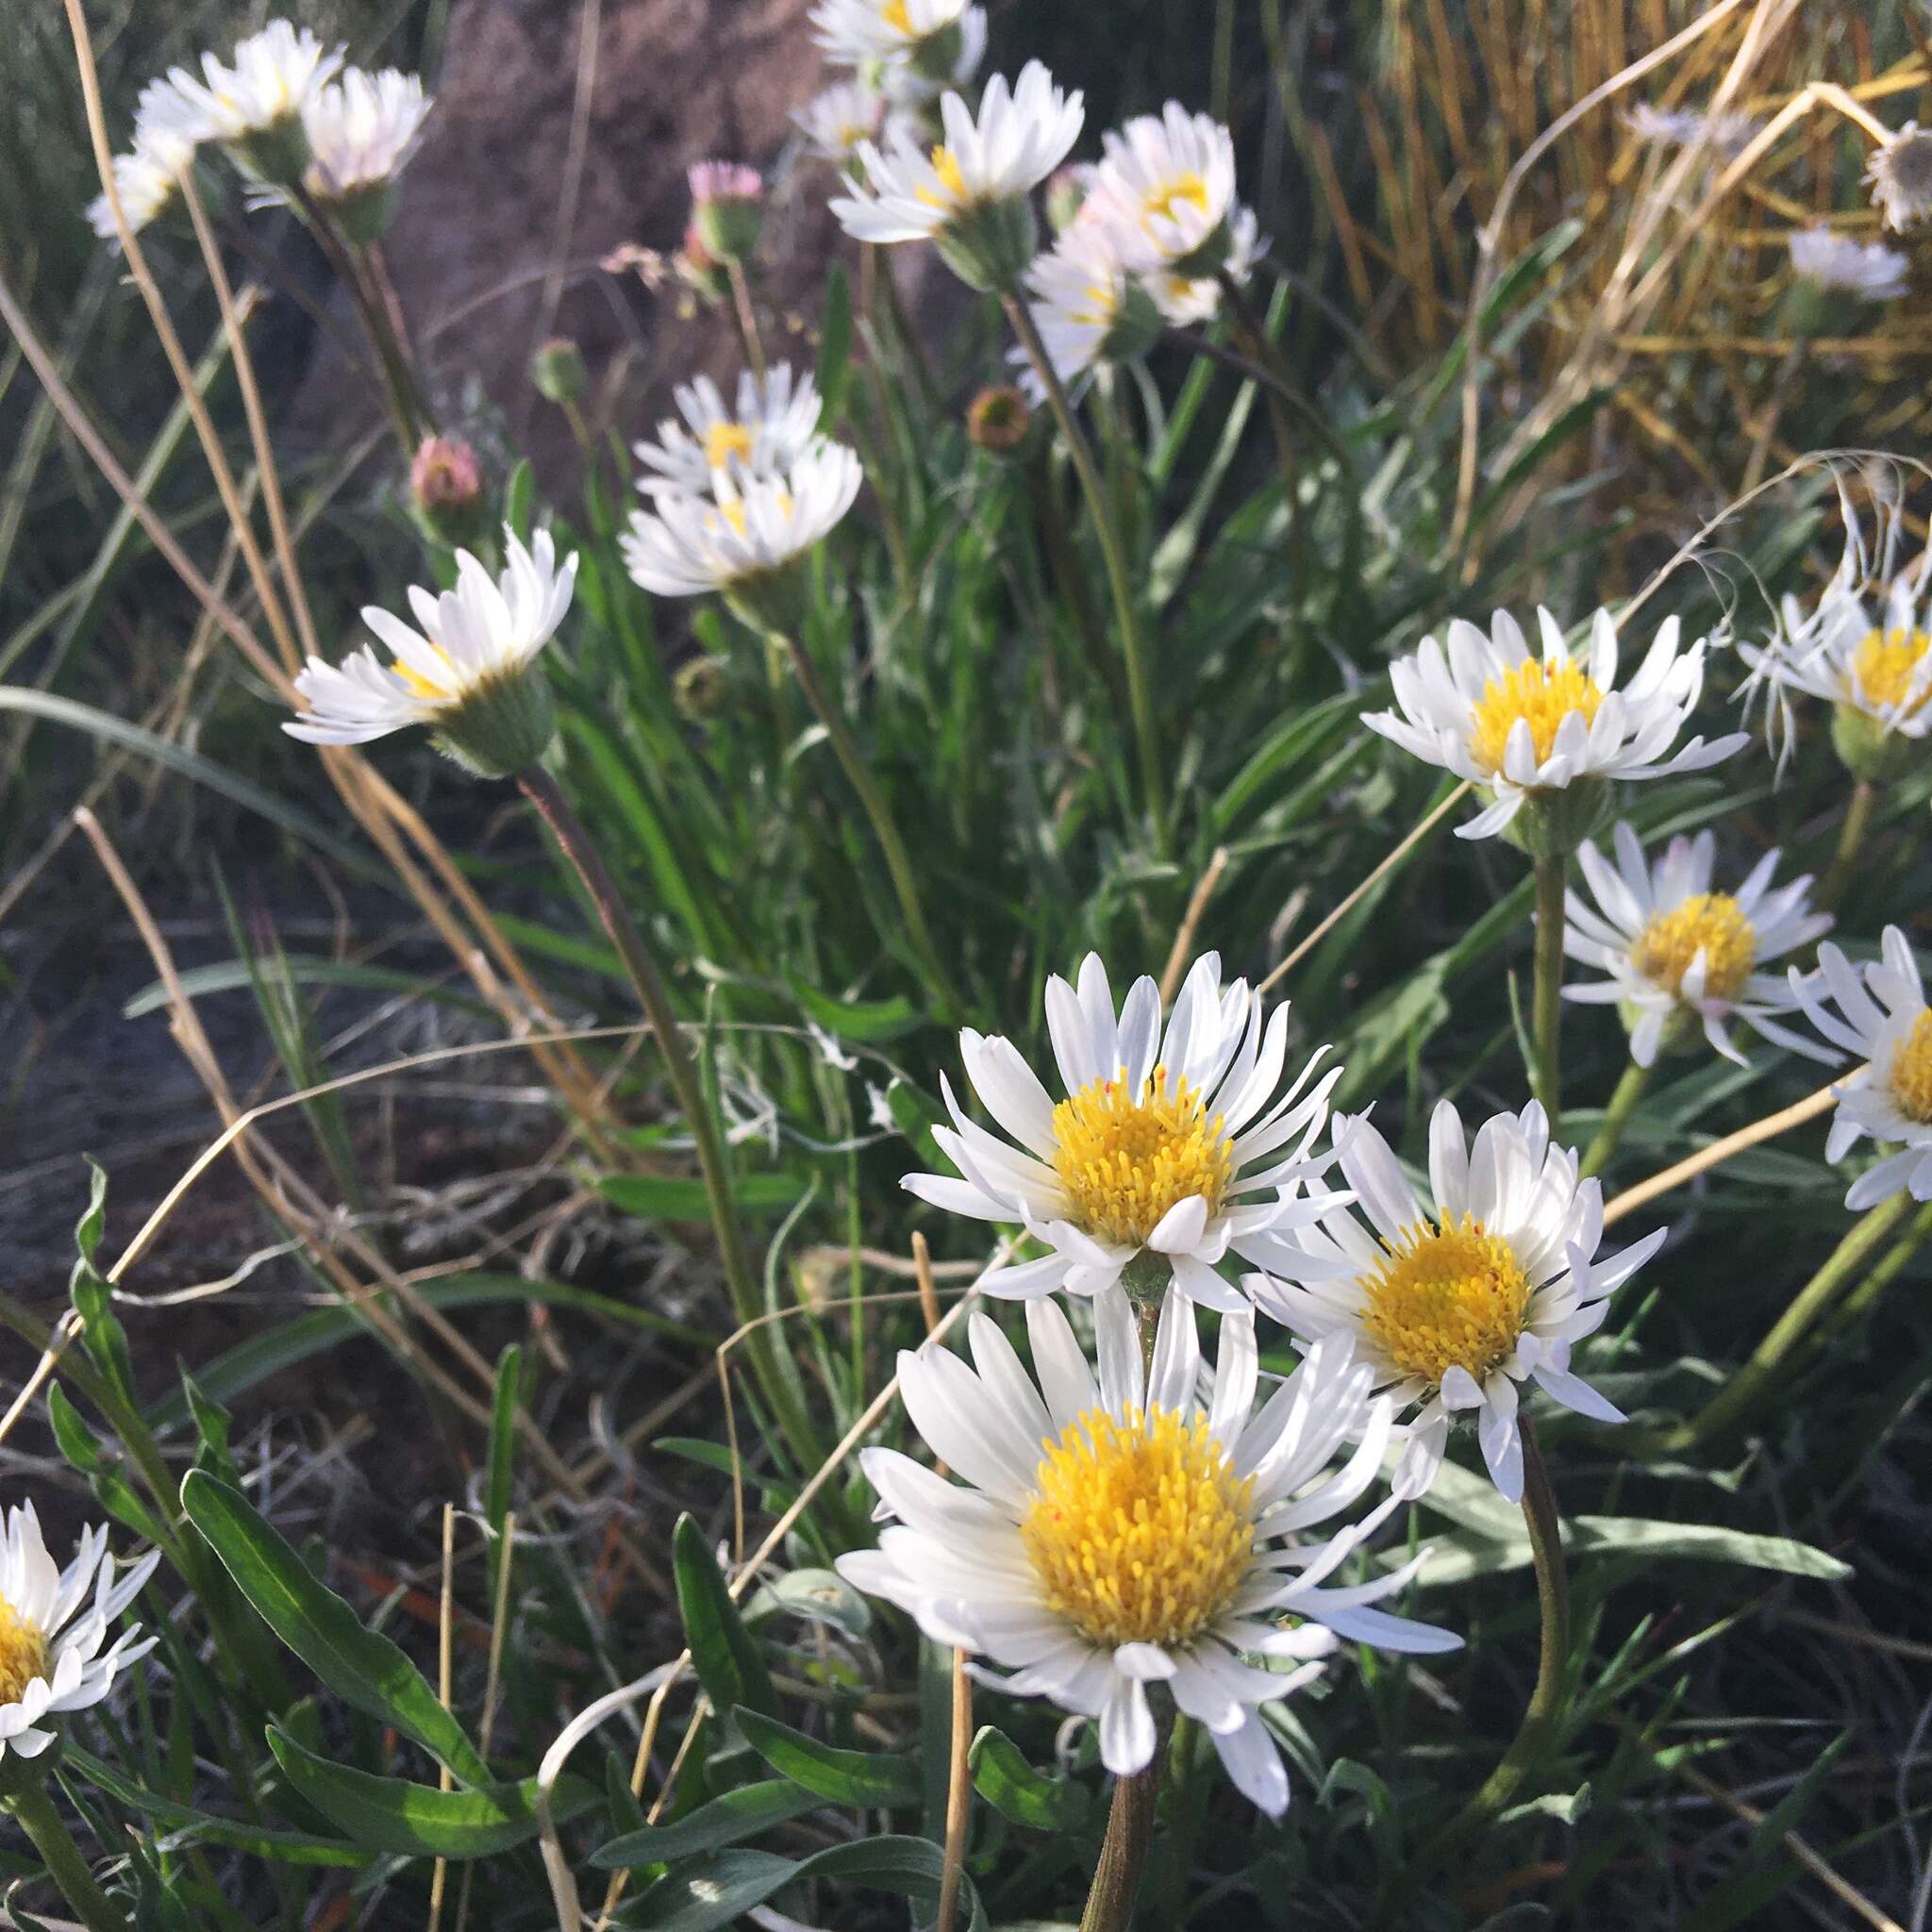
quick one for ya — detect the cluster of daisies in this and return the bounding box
[90,18,430,244]
[794,0,987,165]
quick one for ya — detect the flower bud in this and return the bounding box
[530,337,588,406]
[674,225,729,305]
[409,434,487,547]
[674,654,733,722]
[966,384,1032,455]
[688,160,764,264]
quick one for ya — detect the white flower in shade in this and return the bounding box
[1868,123,1932,233]
[1786,227,1908,301]
[302,68,430,201]
[1624,102,1760,157]
[810,0,986,98]
[1086,104,1248,282]
[902,953,1346,1313]
[830,62,1083,289]
[1141,207,1263,325]
[284,528,576,774]
[839,1289,1459,1816]
[1248,1101,1667,1502]
[1007,221,1160,396]
[793,79,891,164]
[155,20,343,148]
[632,365,824,499]
[1362,608,1750,844]
[87,137,190,240]
[1790,927,1932,1208]
[620,442,862,625]
[1562,823,1833,1067]
[0,1504,158,1763]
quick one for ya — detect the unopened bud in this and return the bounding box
[409,434,487,546]
[966,383,1032,455]
[674,654,733,722]
[688,160,764,263]
[530,336,587,406]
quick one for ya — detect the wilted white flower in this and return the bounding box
[903,952,1346,1312]
[840,1289,1458,1817]
[1624,102,1760,157]
[1790,927,1932,1208]
[1250,1101,1667,1502]
[1563,823,1832,1067]
[1786,226,1908,301]
[633,365,824,498]
[0,1504,158,1764]
[1867,123,1932,233]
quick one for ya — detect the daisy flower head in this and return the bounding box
[621,441,863,637]
[903,952,1346,1313]
[1786,227,1908,303]
[88,137,192,242]
[1868,123,1932,233]
[793,79,891,168]
[1790,927,1932,1209]
[632,364,824,499]
[1563,823,1833,1068]
[1008,220,1161,398]
[157,20,345,184]
[284,527,577,776]
[1142,205,1263,326]
[829,62,1084,291]
[839,1288,1459,1816]
[810,0,986,96]
[1086,104,1247,282]
[0,1503,158,1766]
[1362,607,1750,856]
[299,68,431,241]
[1248,1100,1667,1502]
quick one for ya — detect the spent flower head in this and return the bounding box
[1786,226,1908,302]
[1623,102,1760,157]
[840,1289,1458,1815]
[1868,123,1932,233]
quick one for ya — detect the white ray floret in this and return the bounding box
[1086,103,1245,278]
[793,79,892,164]
[0,1503,158,1764]
[1790,927,1932,1210]
[1248,1101,1667,1502]
[1563,822,1833,1068]
[903,952,1347,1312]
[1362,607,1749,841]
[284,528,576,748]
[302,68,431,199]
[839,1289,1459,1816]
[152,20,344,146]
[810,0,972,68]
[1786,227,1908,301]
[632,365,824,499]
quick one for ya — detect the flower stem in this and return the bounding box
[1820,1196,1932,1343]
[777,630,962,1021]
[517,766,824,1477]
[1653,1191,1914,1455]
[1818,777,1875,914]
[1002,292,1170,853]
[1531,856,1568,1136]
[1078,1753,1164,1932]
[725,258,768,383]
[1156,1713,1209,1924]
[5,1781,132,1932]
[1580,1058,1651,1179]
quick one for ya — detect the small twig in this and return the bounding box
[1160,847,1230,1007]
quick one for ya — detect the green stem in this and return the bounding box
[1218,273,1304,580]
[1821,1197,1932,1343]
[517,767,824,1477]
[1580,1058,1651,1179]
[1156,1713,1209,1924]
[1817,777,1874,914]
[1003,292,1170,853]
[1078,1752,1164,1932]
[724,258,767,383]
[1657,1191,1915,1454]
[778,631,962,1021]
[5,1780,131,1932]
[1531,855,1568,1136]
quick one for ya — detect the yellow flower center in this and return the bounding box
[1361,1216,1532,1387]
[1022,1406,1257,1648]
[917,143,968,208]
[1467,659,1606,777]
[1889,1009,1932,1124]
[1850,626,1932,715]
[394,642,459,702]
[703,422,756,469]
[881,0,912,31]
[0,1594,48,1707]
[1632,892,1757,1002]
[1050,1064,1235,1248]
[1145,171,1211,224]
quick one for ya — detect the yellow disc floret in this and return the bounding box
[1146,173,1211,224]
[1632,892,1757,1002]
[1850,627,1932,716]
[0,1594,48,1707]
[1889,1009,1932,1124]
[1362,1215,1533,1386]
[1468,659,1606,777]
[1023,1406,1256,1647]
[918,144,968,208]
[1051,1063,1235,1248]
[394,641,460,703]
[881,0,913,32]
[703,422,756,469]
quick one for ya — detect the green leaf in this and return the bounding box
[591,1780,823,1869]
[734,1707,922,1807]
[789,978,920,1043]
[672,1514,775,1722]
[968,1725,1088,1831]
[265,1731,594,1858]
[742,1567,871,1640]
[505,458,536,537]
[816,261,853,422]
[181,1473,491,1785]
[486,1343,523,1537]
[599,1172,807,1221]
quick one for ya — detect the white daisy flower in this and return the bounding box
[810,0,986,99]
[0,1503,159,1764]
[792,79,891,165]
[1006,220,1160,397]
[1142,206,1263,325]
[839,1289,1459,1816]
[301,68,430,209]
[621,441,862,633]
[154,20,343,170]
[1085,104,1248,282]
[1867,123,1932,233]
[830,62,1084,291]
[1790,926,1932,1209]
[1362,608,1750,846]
[903,952,1346,1313]
[87,137,191,240]
[1786,227,1908,301]
[1562,823,1833,1067]
[1248,1100,1667,1502]
[284,527,576,775]
[632,365,824,499]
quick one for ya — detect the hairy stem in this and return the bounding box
[5,1782,132,1932]
[1078,1753,1164,1932]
